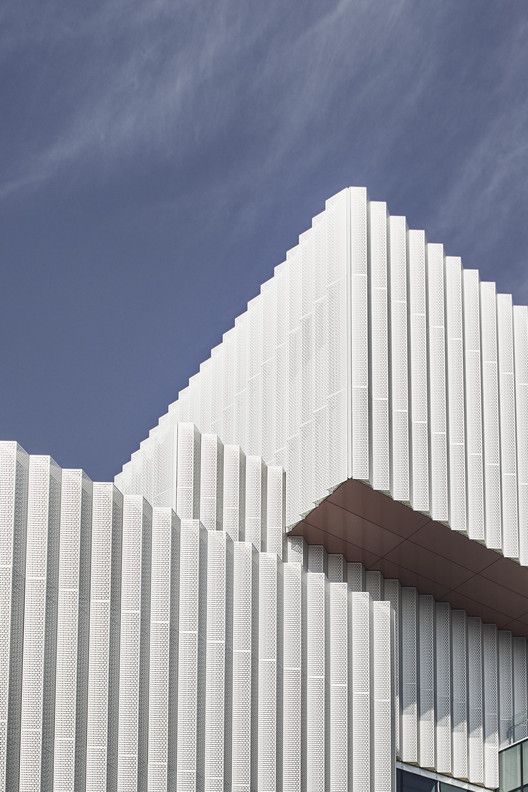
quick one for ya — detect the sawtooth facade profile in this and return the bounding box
[2,187,528,791]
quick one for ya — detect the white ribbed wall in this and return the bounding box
[0,434,396,792]
[4,427,528,788]
[116,187,528,569]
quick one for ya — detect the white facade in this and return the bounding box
[2,187,528,791]
[1,436,395,791]
[116,188,528,567]
[2,423,528,790]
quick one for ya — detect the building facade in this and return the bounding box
[1,187,528,791]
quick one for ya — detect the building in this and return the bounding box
[1,186,527,791]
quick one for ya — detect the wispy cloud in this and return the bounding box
[428,15,528,286]
[0,0,454,202]
[2,0,528,294]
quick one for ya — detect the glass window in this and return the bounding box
[500,744,522,791]
[398,769,436,791]
[523,741,528,784]
[439,784,465,791]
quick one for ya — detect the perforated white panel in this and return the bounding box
[19,456,61,792]
[147,508,179,792]
[117,497,151,792]
[11,183,528,792]
[408,231,429,513]
[0,443,28,792]
[116,186,528,572]
[427,244,448,521]
[86,483,123,792]
[53,469,92,792]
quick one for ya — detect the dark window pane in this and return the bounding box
[440,783,465,791]
[398,769,436,792]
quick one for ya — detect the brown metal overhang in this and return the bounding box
[290,478,528,637]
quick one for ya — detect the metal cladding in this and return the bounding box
[2,187,528,791]
[0,436,394,792]
[117,187,528,566]
[4,425,528,789]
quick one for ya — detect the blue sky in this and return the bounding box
[1,0,527,480]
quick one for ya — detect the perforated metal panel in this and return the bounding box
[204,529,232,792]
[282,559,304,792]
[435,602,452,776]
[350,187,369,482]
[199,434,223,531]
[19,456,61,792]
[418,595,435,769]
[514,306,528,564]
[351,591,372,788]
[373,600,394,792]
[176,521,207,792]
[53,469,92,792]
[389,215,410,503]
[305,571,327,792]
[467,617,484,784]
[369,202,390,494]
[117,496,151,792]
[464,270,485,541]
[483,623,499,789]
[446,257,467,533]
[499,629,513,748]
[512,637,527,743]
[408,231,429,512]
[231,542,257,792]
[86,483,123,792]
[451,609,468,780]
[147,508,179,792]
[497,294,519,558]
[328,582,348,792]
[0,443,28,792]
[427,244,448,521]
[257,553,280,792]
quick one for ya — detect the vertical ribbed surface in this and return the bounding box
[117,497,151,792]
[257,552,280,792]
[427,244,448,522]
[0,443,28,792]
[373,600,394,792]
[328,581,348,792]
[401,587,418,763]
[282,558,303,792]
[176,520,206,792]
[435,601,452,776]
[204,530,231,792]
[468,617,484,784]
[464,270,485,541]
[389,215,410,503]
[452,609,468,780]
[305,570,327,792]
[117,187,528,571]
[231,542,257,792]
[408,230,429,513]
[53,470,92,792]
[86,484,122,792]
[369,201,390,494]
[147,508,179,792]
[19,456,61,792]
[7,430,528,789]
[418,595,435,769]
[9,185,528,791]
